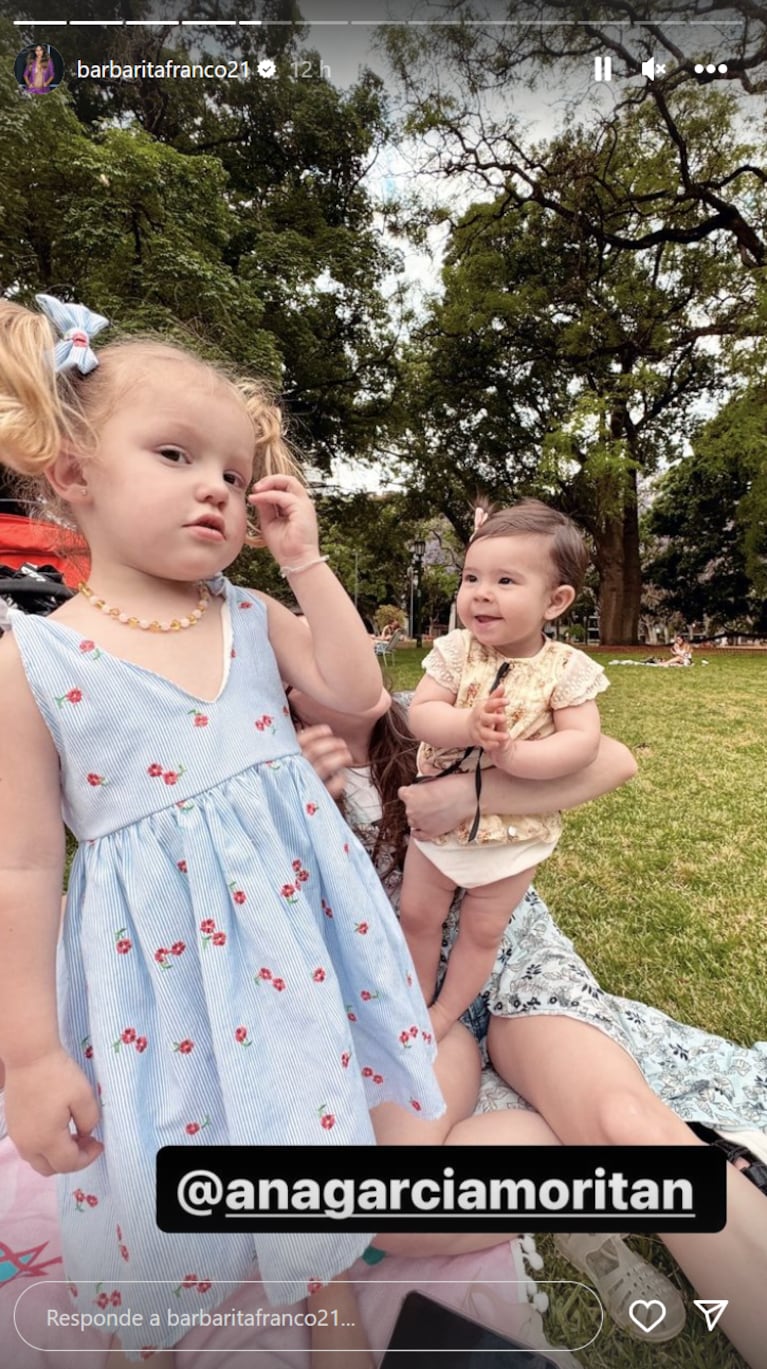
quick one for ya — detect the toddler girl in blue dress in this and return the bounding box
[0,295,443,1363]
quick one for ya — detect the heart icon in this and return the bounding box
[628,1299,667,1334]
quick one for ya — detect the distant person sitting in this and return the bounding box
[663,634,693,667]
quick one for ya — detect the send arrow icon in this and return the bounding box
[693,1300,729,1332]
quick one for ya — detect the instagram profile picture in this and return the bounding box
[14,42,64,95]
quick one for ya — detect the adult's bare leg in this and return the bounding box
[488,1013,767,1369]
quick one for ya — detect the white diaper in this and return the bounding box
[412,836,557,888]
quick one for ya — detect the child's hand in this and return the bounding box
[468,686,509,752]
[248,475,320,569]
[5,1050,103,1176]
[297,724,352,799]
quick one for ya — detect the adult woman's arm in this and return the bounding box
[399,735,636,841]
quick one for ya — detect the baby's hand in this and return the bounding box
[5,1050,103,1177]
[468,686,509,752]
[248,475,320,570]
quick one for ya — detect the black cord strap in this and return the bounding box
[412,660,511,844]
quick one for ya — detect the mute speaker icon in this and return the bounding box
[641,57,656,80]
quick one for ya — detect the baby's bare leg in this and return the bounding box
[398,841,457,1006]
[430,867,536,1042]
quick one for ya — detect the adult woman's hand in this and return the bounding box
[400,735,637,838]
[297,724,352,799]
[398,772,474,840]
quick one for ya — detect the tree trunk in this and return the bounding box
[593,470,642,644]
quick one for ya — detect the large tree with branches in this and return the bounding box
[383,0,767,640]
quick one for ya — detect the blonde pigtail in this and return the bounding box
[0,302,71,477]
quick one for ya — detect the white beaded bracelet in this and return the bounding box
[279,554,329,579]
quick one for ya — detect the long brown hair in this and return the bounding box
[289,693,419,878]
[366,696,419,877]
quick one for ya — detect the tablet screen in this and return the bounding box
[381,1290,562,1367]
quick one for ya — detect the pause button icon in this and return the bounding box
[594,55,613,82]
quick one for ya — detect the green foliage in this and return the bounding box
[644,386,767,631]
[0,12,400,467]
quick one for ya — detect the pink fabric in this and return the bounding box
[1,1139,534,1366]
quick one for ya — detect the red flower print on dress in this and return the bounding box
[136,1036,148,1053]
[373,1073,384,1084]
[79,639,100,658]
[345,1007,357,1022]
[399,1031,410,1045]
[239,601,252,609]
[119,1245,130,1262]
[296,869,309,883]
[185,1116,210,1135]
[360,990,379,1002]
[177,860,188,873]
[292,859,302,873]
[197,1281,212,1294]
[355,922,369,935]
[254,713,276,734]
[361,1066,373,1078]
[188,710,209,727]
[174,1039,194,1054]
[322,899,333,918]
[318,1106,335,1131]
[155,948,170,967]
[280,883,298,903]
[113,1026,145,1052]
[73,1191,99,1212]
[306,802,318,815]
[410,1099,422,1111]
[341,1051,351,1069]
[147,763,163,778]
[86,773,107,786]
[228,881,246,905]
[343,843,350,854]
[307,1279,323,1295]
[235,1026,251,1046]
[173,1275,199,1296]
[114,928,132,954]
[312,968,326,983]
[273,977,286,992]
[56,687,83,708]
[257,966,272,981]
[409,1025,418,1037]
[171,941,186,956]
[81,1036,94,1060]
[200,920,226,950]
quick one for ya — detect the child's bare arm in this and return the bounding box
[409,673,490,750]
[0,638,102,1175]
[490,700,602,779]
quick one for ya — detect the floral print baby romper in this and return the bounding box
[9,578,443,1356]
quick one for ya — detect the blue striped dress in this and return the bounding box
[9,578,443,1357]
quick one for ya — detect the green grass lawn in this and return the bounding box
[388,647,767,1369]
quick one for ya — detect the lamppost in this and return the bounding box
[410,537,426,649]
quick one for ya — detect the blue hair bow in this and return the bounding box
[35,293,109,375]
